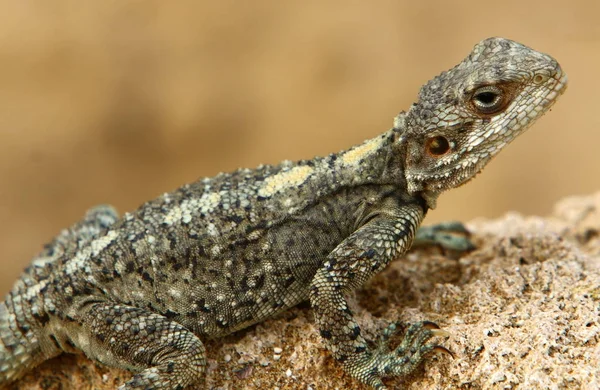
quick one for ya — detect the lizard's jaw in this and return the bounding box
[414,160,483,210]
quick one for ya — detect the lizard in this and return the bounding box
[0,37,567,389]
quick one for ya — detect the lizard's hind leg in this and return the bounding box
[74,302,206,389]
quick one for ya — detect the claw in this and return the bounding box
[432,345,455,359]
[421,321,441,330]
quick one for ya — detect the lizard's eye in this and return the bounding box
[471,85,506,114]
[426,136,451,156]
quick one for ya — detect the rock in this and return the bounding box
[10,193,600,389]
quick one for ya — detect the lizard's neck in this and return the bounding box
[327,128,407,192]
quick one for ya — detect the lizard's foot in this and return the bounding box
[414,221,475,252]
[364,321,452,389]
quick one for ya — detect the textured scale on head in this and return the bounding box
[394,37,568,209]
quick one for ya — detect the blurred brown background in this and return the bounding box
[0,1,597,295]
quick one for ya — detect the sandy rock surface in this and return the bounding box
[9,193,600,390]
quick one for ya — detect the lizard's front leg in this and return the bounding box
[309,202,450,389]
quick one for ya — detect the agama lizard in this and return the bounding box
[0,37,567,389]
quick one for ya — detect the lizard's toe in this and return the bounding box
[374,321,453,379]
[414,222,476,252]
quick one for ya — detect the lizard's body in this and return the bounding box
[0,38,567,389]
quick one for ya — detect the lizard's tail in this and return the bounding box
[0,299,41,384]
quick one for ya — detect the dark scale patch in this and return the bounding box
[96,333,106,342]
[49,334,61,350]
[238,313,255,326]
[240,274,265,292]
[327,154,338,167]
[125,261,135,273]
[336,354,348,363]
[245,220,268,235]
[253,275,265,290]
[128,232,146,244]
[326,258,337,270]
[16,322,30,334]
[65,338,76,349]
[320,329,332,339]
[167,256,179,266]
[166,362,175,374]
[39,283,49,296]
[78,285,94,295]
[196,299,211,313]
[364,248,377,259]
[164,310,179,319]
[167,236,179,251]
[355,345,366,353]
[350,326,361,340]
[216,319,229,328]
[172,262,183,272]
[239,299,257,307]
[271,301,284,309]
[226,215,244,224]
[283,276,296,288]
[142,272,154,283]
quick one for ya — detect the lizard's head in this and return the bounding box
[397,37,567,209]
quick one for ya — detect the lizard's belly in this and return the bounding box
[149,239,333,338]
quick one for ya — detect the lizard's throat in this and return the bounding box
[407,159,488,210]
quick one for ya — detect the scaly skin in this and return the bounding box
[0,37,567,389]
